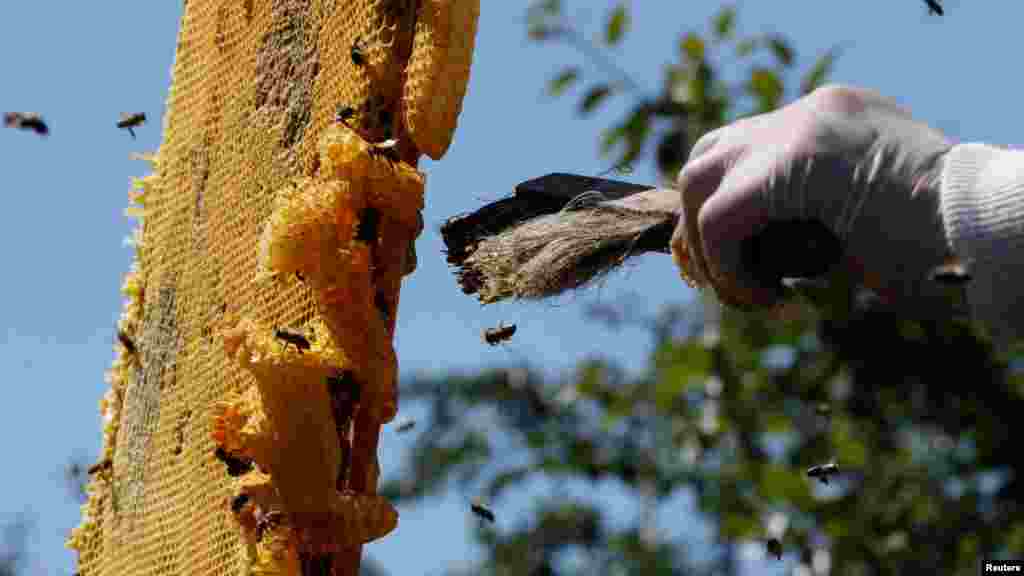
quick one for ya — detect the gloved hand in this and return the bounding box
[670,84,956,314]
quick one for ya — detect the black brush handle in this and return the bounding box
[740,220,843,285]
[515,173,654,204]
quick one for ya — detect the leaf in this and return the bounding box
[575,360,608,399]
[548,67,580,97]
[760,464,814,508]
[666,65,689,104]
[721,513,761,540]
[748,68,783,113]
[656,129,689,182]
[680,33,705,63]
[606,3,629,46]
[767,35,794,67]
[688,62,713,107]
[529,24,566,41]
[600,123,626,156]
[712,5,736,41]
[736,37,759,58]
[830,416,868,468]
[527,0,564,40]
[653,341,711,409]
[620,105,653,165]
[800,45,841,95]
[541,0,561,14]
[580,84,614,115]
[761,412,792,434]
[1007,522,1024,553]
[486,466,534,500]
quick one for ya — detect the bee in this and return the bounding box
[351,27,397,68]
[764,538,783,561]
[924,0,944,16]
[301,554,333,576]
[350,37,369,67]
[807,462,839,486]
[294,272,305,282]
[378,108,394,139]
[230,493,251,514]
[483,323,517,346]
[117,329,137,356]
[255,510,284,541]
[815,402,832,418]
[87,458,113,475]
[335,105,356,125]
[274,327,312,353]
[929,257,970,285]
[117,112,147,139]
[356,207,380,244]
[3,112,48,137]
[368,138,400,163]
[395,418,416,434]
[376,291,392,323]
[470,499,496,523]
[214,446,255,477]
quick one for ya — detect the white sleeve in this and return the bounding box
[940,143,1024,354]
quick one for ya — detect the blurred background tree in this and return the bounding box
[0,514,29,576]
[380,2,1024,575]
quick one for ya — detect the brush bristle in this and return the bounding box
[454,205,677,304]
[440,193,569,295]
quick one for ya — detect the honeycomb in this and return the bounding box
[66,1,478,574]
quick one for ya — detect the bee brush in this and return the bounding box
[440,173,847,306]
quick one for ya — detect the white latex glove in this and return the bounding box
[670,84,955,313]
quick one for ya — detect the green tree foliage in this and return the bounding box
[528,2,839,181]
[384,3,1023,575]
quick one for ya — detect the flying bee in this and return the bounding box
[483,323,517,346]
[214,446,255,477]
[274,326,312,353]
[924,0,944,16]
[395,418,416,434]
[807,462,839,485]
[470,499,496,523]
[929,256,970,285]
[87,458,112,476]
[117,112,147,139]
[3,112,48,137]
[765,538,783,561]
[117,329,137,356]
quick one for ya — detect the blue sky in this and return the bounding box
[0,1,1016,574]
